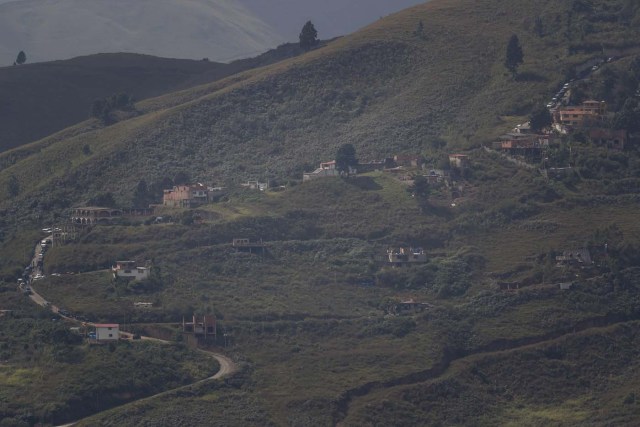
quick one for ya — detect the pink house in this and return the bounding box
[163,183,208,208]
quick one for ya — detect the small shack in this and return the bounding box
[232,238,265,254]
[387,248,427,265]
[388,299,432,316]
[112,261,150,281]
[94,324,120,341]
[556,249,592,266]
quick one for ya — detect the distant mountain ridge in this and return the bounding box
[0,0,285,64]
[0,0,426,64]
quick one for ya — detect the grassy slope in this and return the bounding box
[0,54,231,152]
[0,289,217,426]
[0,42,319,153]
[345,321,640,426]
[5,0,640,211]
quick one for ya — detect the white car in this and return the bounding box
[33,274,44,280]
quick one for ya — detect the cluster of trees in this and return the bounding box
[132,172,191,208]
[90,92,135,122]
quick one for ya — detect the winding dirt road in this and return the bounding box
[22,238,238,427]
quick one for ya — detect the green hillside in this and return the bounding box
[1,0,639,211]
[0,43,316,152]
[1,0,640,425]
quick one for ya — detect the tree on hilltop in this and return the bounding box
[15,51,26,65]
[299,21,319,51]
[504,34,524,78]
[335,143,358,177]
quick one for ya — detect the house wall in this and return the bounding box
[163,185,208,207]
[303,168,341,181]
[96,326,119,341]
[115,267,150,280]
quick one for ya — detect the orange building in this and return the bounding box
[554,100,606,128]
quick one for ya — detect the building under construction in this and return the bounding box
[182,314,217,340]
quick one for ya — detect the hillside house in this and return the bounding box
[425,169,446,184]
[513,122,533,134]
[387,247,427,265]
[182,314,216,340]
[357,160,388,173]
[498,133,542,157]
[556,249,593,267]
[449,154,469,169]
[112,261,150,280]
[163,183,209,208]
[303,160,356,181]
[388,299,432,315]
[232,238,265,254]
[242,180,269,191]
[133,302,153,308]
[498,282,520,291]
[71,207,123,225]
[589,128,627,150]
[94,324,119,341]
[553,100,607,130]
[393,154,425,168]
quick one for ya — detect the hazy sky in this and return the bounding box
[0,0,427,63]
[237,0,426,40]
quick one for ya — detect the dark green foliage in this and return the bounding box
[132,179,151,208]
[90,92,134,122]
[0,295,214,425]
[613,98,640,132]
[534,16,544,37]
[87,192,116,208]
[173,171,190,185]
[504,34,524,77]
[414,20,425,39]
[90,98,107,120]
[408,175,430,213]
[529,105,553,132]
[299,21,319,51]
[7,174,19,198]
[335,143,357,176]
[15,50,26,65]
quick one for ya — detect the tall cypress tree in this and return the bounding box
[16,50,26,65]
[299,21,319,51]
[504,34,524,78]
